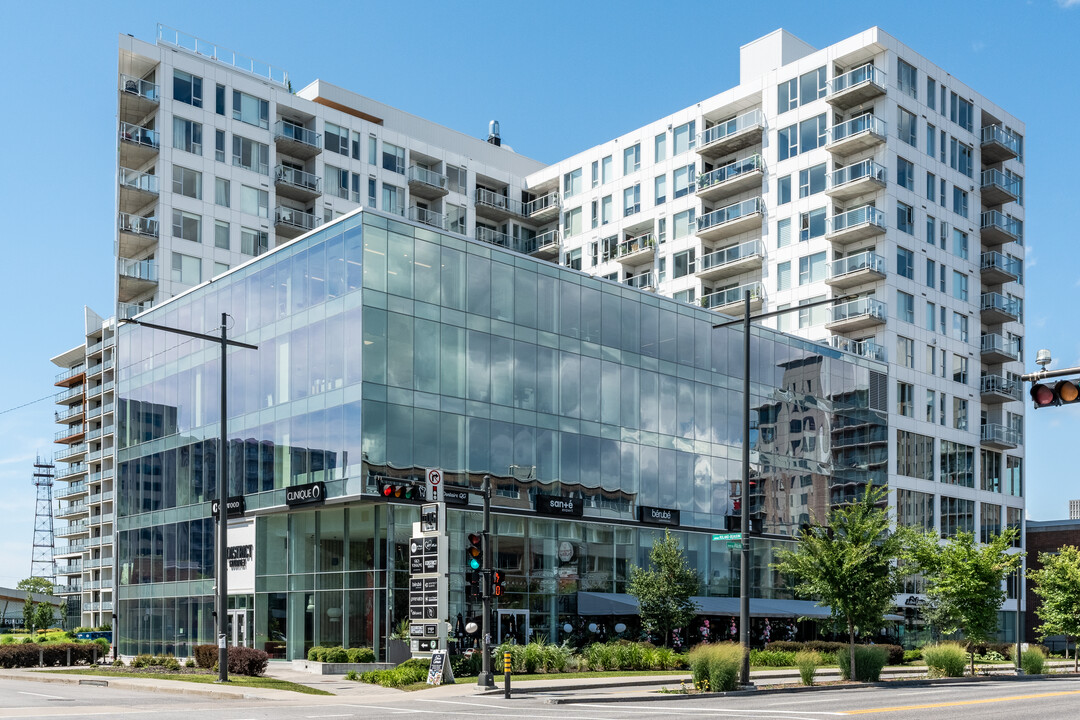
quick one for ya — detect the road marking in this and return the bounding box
[413,699,511,708]
[844,688,1080,714]
[17,691,66,699]
[570,704,847,715]
[307,716,354,718]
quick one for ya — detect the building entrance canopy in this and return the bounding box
[577,591,901,621]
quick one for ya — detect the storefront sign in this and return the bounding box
[286,481,326,507]
[535,494,583,517]
[227,544,253,570]
[557,541,575,563]
[442,488,470,505]
[225,519,256,594]
[638,505,680,527]
[211,496,246,519]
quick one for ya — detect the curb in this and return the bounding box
[0,670,292,701]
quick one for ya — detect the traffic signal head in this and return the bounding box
[466,533,482,570]
[377,479,425,500]
[491,570,505,598]
[1030,378,1080,408]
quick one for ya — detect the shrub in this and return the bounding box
[131,654,152,668]
[450,651,482,678]
[307,646,324,662]
[749,649,796,667]
[0,636,13,645]
[227,646,269,677]
[93,637,110,655]
[802,641,847,656]
[1021,647,1046,675]
[836,645,888,682]
[162,657,181,671]
[193,644,218,669]
[359,657,430,688]
[21,638,34,645]
[922,643,967,678]
[345,670,359,681]
[903,649,922,664]
[795,650,822,686]
[764,641,803,653]
[185,658,195,668]
[112,658,125,667]
[347,647,376,663]
[688,643,743,692]
[323,647,349,664]
[876,644,904,666]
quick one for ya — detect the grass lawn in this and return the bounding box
[37,668,331,695]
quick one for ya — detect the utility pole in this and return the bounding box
[476,474,494,688]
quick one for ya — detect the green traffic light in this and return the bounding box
[469,558,480,570]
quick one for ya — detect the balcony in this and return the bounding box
[55,424,85,443]
[475,188,525,222]
[696,155,764,202]
[623,271,655,291]
[826,160,887,200]
[407,206,447,231]
[55,385,83,404]
[980,292,1021,325]
[118,258,158,303]
[57,502,89,520]
[407,165,449,199]
[980,252,1021,285]
[273,120,322,160]
[476,226,512,249]
[827,114,887,157]
[827,64,887,110]
[55,443,87,462]
[615,233,656,265]
[274,165,321,202]
[118,213,159,257]
[825,251,886,289]
[119,301,152,320]
[118,168,159,214]
[825,297,887,333]
[980,169,1020,207]
[980,375,1022,404]
[54,584,82,595]
[696,109,765,160]
[980,211,1022,247]
[118,122,159,168]
[701,282,764,315]
[981,423,1020,450]
[981,124,1021,164]
[827,336,886,363]
[53,543,85,557]
[118,74,159,122]
[524,192,561,225]
[696,197,764,241]
[826,205,886,245]
[274,206,321,239]
[57,480,88,497]
[56,522,89,538]
[695,239,764,281]
[520,228,560,260]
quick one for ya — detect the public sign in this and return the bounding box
[211,496,246,519]
[727,541,743,550]
[426,468,442,503]
[637,505,680,527]
[712,532,741,541]
[285,481,326,507]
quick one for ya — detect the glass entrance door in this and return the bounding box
[227,609,253,648]
[497,610,529,645]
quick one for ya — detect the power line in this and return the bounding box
[0,394,56,417]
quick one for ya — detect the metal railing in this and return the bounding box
[275,206,321,231]
[119,74,159,101]
[57,480,88,496]
[980,292,1021,318]
[55,424,84,441]
[828,205,885,234]
[697,197,764,232]
[407,206,447,230]
[698,155,763,190]
[119,167,160,194]
[623,272,655,290]
[157,24,289,87]
[274,165,321,192]
[119,258,157,282]
[616,233,656,258]
[829,159,887,190]
[118,212,159,237]
[980,169,1020,198]
[520,228,560,254]
[981,423,1021,446]
[699,109,764,147]
[476,226,512,248]
[981,211,1022,240]
[119,301,152,319]
[56,522,88,537]
[827,336,886,362]
[273,120,320,147]
[55,365,85,383]
[829,114,886,144]
[53,543,86,557]
[407,165,448,191]
[828,251,885,279]
[475,188,525,216]
[57,501,88,516]
[119,122,159,149]
[56,443,86,461]
[702,282,763,309]
[828,297,887,323]
[55,385,83,402]
[980,375,1022,400]
[829,63,886,94]
[524,191,560,216]
[698,239,763,273]
[980,251,1021,279]
[981,124,1021,155]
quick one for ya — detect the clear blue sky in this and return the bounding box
[1,0,1078,587]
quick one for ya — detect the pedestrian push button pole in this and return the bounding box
[504,650,512,699]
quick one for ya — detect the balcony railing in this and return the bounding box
[616,233,655,259]
[828,297,887,324]
[273,120,320,148]
[623,272,655,290]
[56,443,86,461]
[274,165,321,192]
[275,206,321,232]
[828,205,886,234]
[980,375,1022,401]
[698,155,763,190]
[980,251,1021,280]
[698,109,764,147]
[475,188,525,216]
[981,423,1021,447]
[119,122,159,149]
[829,63,886,95]
[829,114,887,144]
[476,226,512,248]
[157,23,289,87]
[119,258,157,282]
[57,480,88,496]
[828,251,886,279]
[981,125,1021,157]
[519,228,560,254]
[407,206,447,230]
[119,301,152,319]
[697,197,764,233]
[55,365,85,383]
[407,165,448,191]
[981,292,1022,319]
[981,211,1022,242]
[827,336,886,362]
[697,239,764,273]
[701,282,763,310]
[119,168,160,195]
[981,169,1020,199]
[118,213,159,238]
[524,191,560,217]
[829,159,887,190]
[120,74,159,102]
[55,424,84,441]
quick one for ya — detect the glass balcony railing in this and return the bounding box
[829,63,886,94]
[981,211,1022,241]
[981,125,1021,156]
[698,109,764,147]
[119,258,157,282]
[981,292,1022,319]
[828,205,885,234]
[273,120,320,148]
[119,301,152,319]
[828,297,886,323]
[623,272,655,290]
[698,155,763,190]
[980,375,1022,400]
[119,168,159,194]
[407,206,446,230]
[524,191,560,216]
[698,240,763,273]
[118,213,159,237]
[57,480,88,496]
[829,114,886,144]
[119,122,159,149]
[702,282,763,310]
[697,197,763,232]
[829,159,887,190]
[475,188,525,216]
[476,226,512,248]
[981,423,1021,447]
[56,443,86,461]
[980,169,1020,198]
[407,165,448,191]
[518,228,560,254]
[55,424,84,441]
[274,165,321,192]
[827,336,886,362]
[157,23,289,87]
[617,233,655,258]
[828,251,885,279]
[119,74,159,102]
[980,252,1021,279]
[275,206,321,231]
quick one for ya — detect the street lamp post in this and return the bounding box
[121,313,257,682]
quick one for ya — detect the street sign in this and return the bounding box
[712,532,741,541]
[426,468,443,503]
[727,541,743,550]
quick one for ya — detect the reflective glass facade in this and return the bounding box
[116,210,887,658]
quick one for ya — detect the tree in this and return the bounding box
[33,602,55,633]
[627,528,700,647]
[771,484,910,680]
[17,577,53,596]
[22,596,35,633]
[1028,545,1080,672]
[915,528,1022,676]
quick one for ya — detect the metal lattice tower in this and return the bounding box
[31,457,56,584]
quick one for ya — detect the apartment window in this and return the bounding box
[563,168,583,197]
[777,124,798,161]
[952,187,969,218]
[654,175,667,205]
[657,218,666,244]
[941,496,975,538]
[590,160,598,188]
[367,135,377,164]
[777,218,791,248]
[926,301,936,331]
[673,209,695,239]
[173,70,202,107]
[981,450,1002,493]
[565,248,582,271]
[953,397,968,430]
[213,262,229,278]
[798,164,826,198]
[925,171,935,201]
[940,305,947,334]
[601,195,612,224]
[171,252,201,285]
[326,164,349,200]
[941,441,975,488]
[897,157,914,191]
[673,163,695,198]
[232,90,269,129]
[172,117,202,155]
[897,431,934,481]
[799,114,827,154]
[898,107,917,147]
[214,221,229,250]
[446,205,466,235]
[953,354,969,385]
[1006,507,1022,548]
[897,335,914,368]
[210,178,229,209]
[563,207,582,237]
[949,137,974,178]
[798,208,826,241]
[927,77,937,110]
[897,58,917,97]
[798,296,827,328]
[897,201,914,234]
[215,83,225,115]
[623,144,641,174]
[925,389,936,423]
[240,228,268,256]
[382,143,405,174]
[925,259,936,288]
[171,209,201,242]
[949,92,974,132]
[926,123,936,158]
[367,177,377,207]
[240,185,269,218]
[673,249,695,279]
[351,130,361,160]
[601,155,612,184]
[1006,456,1023,497]
[673,121,695,154]
[654,133,666,162]
[777,261,791,291]
[953,271,969,301]
[897,290,914,323]
[953,312,969,342]
[382,184,403,215]
[926,215,936,245]
[897,382,914,417]
[898,489,935,532]
[778,77,799,113]
[778,67,826,112]
[446,165,466,194]
[215,129,225,162]
[232,135,269,174]
[777,175,791,204]
[623,184,641,216]
[1006,169,1025,206]
[325,122,349,155]
[172,165,201,199]
[798,251,826,285]
[897,246,914,279]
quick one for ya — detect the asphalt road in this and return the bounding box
[3,676,1080,719]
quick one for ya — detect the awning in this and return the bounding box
[576,592,902,622]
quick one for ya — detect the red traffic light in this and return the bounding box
[1031,379,1080,408]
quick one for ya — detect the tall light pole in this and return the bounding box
[122,313,257,682]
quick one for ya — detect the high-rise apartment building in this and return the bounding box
[53,25,1025,642]
[1070,500,1080,520]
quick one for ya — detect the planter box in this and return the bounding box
[387,638,412,665]
[291,659,396,675]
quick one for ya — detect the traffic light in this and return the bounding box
[465,532,483,571]
[1030,378,1080,408]
[377,478,425,500]
[491,570,505,598]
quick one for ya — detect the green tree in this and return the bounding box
[915,527,1022,676]
[16,577,53,596]
[22,596,34,633]
[33,602,55,632]
[627,528,700,647]
[1028,545,1080,672]
[771,484,910,680]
